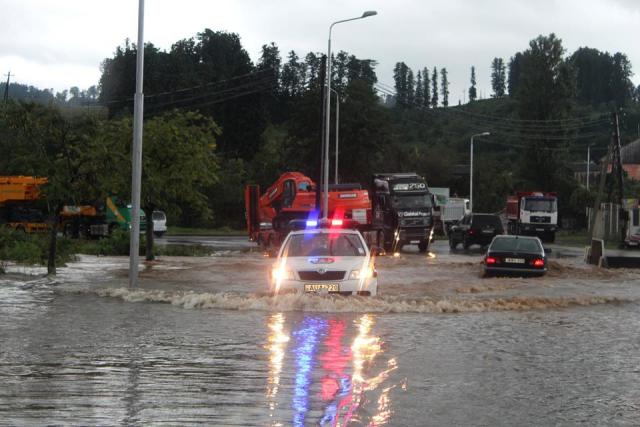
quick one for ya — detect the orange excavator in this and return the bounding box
[245,172,372,252]
[0,176,49,232]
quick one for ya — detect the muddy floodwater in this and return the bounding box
[1,240,640,425]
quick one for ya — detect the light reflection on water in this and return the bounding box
[265,313,395,426]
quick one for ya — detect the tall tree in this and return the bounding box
[100,111,221,260]
[517,33,576,191]
[440,67,449,107]
[257,42,281,87]
[490,58,506,97]
[610,52,634,107]
[422,67,430,108]
[508,53,523,96]
[468,66,477,102]
[415,70,424,108]
[431,67,438,108]
[393,62,409,107]
[407,69,415,107]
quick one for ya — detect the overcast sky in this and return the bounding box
[1,0,639,105]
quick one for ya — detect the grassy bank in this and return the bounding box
[0,228,217,273]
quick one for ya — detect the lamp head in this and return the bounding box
[362,10,377,18]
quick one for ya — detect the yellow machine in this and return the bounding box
[0,176,49,232]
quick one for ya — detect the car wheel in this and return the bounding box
[418,240,428,253]
[463,236,470,250]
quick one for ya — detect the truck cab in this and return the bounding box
[507,192,558,243]
[371,173,435,253]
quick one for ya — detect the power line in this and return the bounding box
[99,68,276,106]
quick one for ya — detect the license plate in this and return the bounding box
[304,284,339,292]
[505,258,525,264]
[536,228,544,231]
[482,228,494,234]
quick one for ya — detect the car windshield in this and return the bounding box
[284,232,366,257]
[152,211,165,220]
[490,237,542,253]
[392,194,433,209]
[525,198,556,212]
[472,215,502,228]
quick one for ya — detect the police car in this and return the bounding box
[270,219,379,296]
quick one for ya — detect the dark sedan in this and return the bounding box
[483,235,547,277]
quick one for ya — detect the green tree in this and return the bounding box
[508,52,523,96]
[431,67,438,108]
[415,70,424,108]
[0,102,105,273]
[469,66,477,102]
[422,67,430,108]
[491,58,506,97]
[440,67,449,107]
[393,62,409,107]
[407,69,415,107]
[516,33,576,190]
[135,111,220,259]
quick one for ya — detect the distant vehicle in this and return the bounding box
[506,191,558,243]
[449,213,504,250]
[483,235,548,277]
[270,220,378,296]
[441,197,470,234]
[61,197,146,238]
[371,173,434,253]
[623,200,640,248]
[0,176,49,233]
[245,172,371,253]
[152,210,167,237]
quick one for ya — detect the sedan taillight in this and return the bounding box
[532,258,545,267]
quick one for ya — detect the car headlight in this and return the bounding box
[349,266,374,280]
[272,267,295,281]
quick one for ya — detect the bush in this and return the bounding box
[0,227,77,271]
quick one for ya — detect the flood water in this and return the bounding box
[1,240,639,425]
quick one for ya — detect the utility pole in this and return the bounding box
[588,111,626,248]
[129,0,145,288]
[610,111,627,246]
[316,55,327,217]
[3,71,11,103]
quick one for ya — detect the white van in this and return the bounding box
[152,210,167,237]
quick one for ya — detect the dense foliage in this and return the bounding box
[3,30,640,248]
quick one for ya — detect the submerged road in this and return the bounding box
[1,239,639,425]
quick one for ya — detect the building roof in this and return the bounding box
[620,139,640,164]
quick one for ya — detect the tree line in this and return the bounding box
[3,30,640,245]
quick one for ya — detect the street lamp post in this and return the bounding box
[323,10,377,219]
[469,132,490,212]
[329,87,340,184]
[129,0,145,288]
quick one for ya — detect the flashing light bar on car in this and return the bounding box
[306,220,318,227]
[331,219,343,227]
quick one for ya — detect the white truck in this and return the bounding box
[441,198,470,234]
